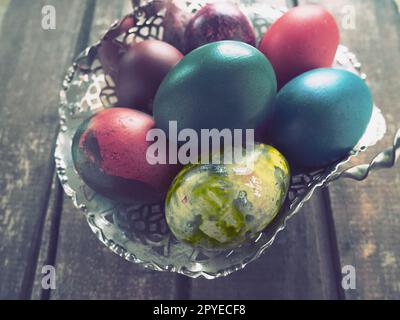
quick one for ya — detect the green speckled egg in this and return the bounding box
[165,144,290,250]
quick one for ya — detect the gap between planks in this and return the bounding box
[28,0,97,300]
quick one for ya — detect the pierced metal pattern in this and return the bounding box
[55,1,390,279]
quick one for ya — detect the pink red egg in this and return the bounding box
[259,5,339,88]
[184,2,256,53]
[72,108,179,204]
[116,40,183,113]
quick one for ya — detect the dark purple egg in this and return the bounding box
[184,2,256,53]
[130,0,189,52]
[162,0,191,52]
[97,15,136,83]
[115,40,183,113]
[72,108,180,204]
[98,38,126,83]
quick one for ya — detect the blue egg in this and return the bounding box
[267,68,373,169]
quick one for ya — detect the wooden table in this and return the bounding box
[0,0,399,300]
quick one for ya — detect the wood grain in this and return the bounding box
[30,177,63,300]
[0,0,11,28]
[48,0,179,300]
[299,0,400,299]
[0,0,93,300]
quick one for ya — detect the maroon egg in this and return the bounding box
[162,0,191,52]
[184,2,256,53]
[97,14,136,83]
[72,108,180,204]
[115,40,183,113]
[98,38,126,83]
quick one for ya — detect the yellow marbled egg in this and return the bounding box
[165,144,290,250]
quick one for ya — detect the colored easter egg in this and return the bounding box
[184,2,256,53]
[259,5,339,88]
[165,144,290,250]
[266,68,373,169]
[116,40,183,113]
[72,108,179,204]
[153,41,277,137]
[163,0,191,52]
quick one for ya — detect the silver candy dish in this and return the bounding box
[55,0,399,279]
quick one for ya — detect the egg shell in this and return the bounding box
[266,68,373,169]
[153,41,277,137]
[259,5,339,88]
[97,14,136,82]
[165,144,290,250]
[116,40,183,113]
[98,38,127,83]
[162,0,191,52]
[184,2,256,53]
[72,108,180,204]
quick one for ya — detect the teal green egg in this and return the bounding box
[165,144,290,250]
[153,41,277,135]
[267,68,373,169]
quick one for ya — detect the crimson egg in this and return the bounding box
[259,5,339,88]
[72,108,180,204]
[116,40,183,113]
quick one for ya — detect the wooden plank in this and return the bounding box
[0,0,11,28]
[51,202,181,299]
[189,0,343,300]
[30,176,63,300]
[299,0,400,299]
[48,0,179,300]
[0,0,93,300]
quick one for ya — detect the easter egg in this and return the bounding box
[97,15,135,82]
[116,40,183,113]
[165,144,290,250]
[98,38,126,83]
[184,2,256,53]
[266,68,373,169]
[72,108,179,204]
[163,0,191,52]
[153,41,277,137]
[259,5,339,88]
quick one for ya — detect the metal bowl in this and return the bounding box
[55,0,392,279]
